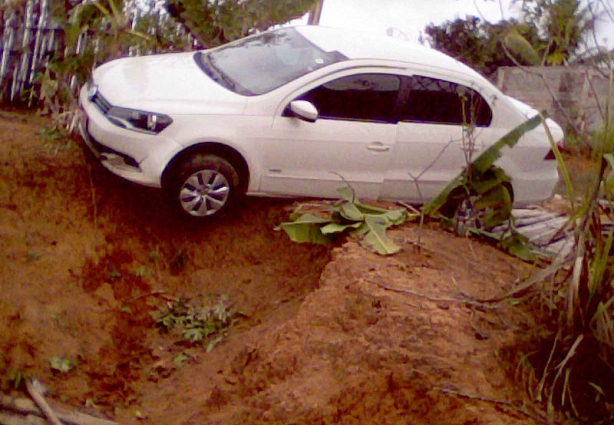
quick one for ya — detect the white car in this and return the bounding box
[78,25,562,218]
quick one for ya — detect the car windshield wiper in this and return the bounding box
[196,52,237,92]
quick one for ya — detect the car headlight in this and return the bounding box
[106,106,173,134]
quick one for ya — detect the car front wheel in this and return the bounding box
[171,154,240,218]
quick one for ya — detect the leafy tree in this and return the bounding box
[425,0,599,74]
[165,0,316,47]
[38,1,184,116]
[424,16,541,76]
[514,0,596,65]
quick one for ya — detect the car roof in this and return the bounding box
[295,25,487,83]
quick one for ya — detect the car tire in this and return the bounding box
[443,181,514,229]
[170,154,241,218]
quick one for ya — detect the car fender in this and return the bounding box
[159,114,268,193]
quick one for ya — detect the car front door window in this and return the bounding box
[298,73,401,123]
[264,73,401,200]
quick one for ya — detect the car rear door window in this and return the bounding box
[402,76,492,127]
[299,74,401,123]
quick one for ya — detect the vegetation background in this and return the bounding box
[1,0,614,423]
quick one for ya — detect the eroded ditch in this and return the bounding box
[0,115,331,416]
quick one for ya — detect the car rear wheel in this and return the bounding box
[443,181,514,229]
[171,154,240,218]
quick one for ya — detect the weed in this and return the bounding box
[26,251,41,262]
[109,268,122,282]
[148,248,163,278]
[133,265,152,278]
[8,369,27,389]
[510,79,614,421]
[169,249,186,275]
[151,295,245,351]
[85,398,99,409]
[173,353,189,367]
[149,250,160,262]
[49,356,75,373]
[37,125,75,154]
[51,312,68,329]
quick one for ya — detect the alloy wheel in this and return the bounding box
[179,169,230,217]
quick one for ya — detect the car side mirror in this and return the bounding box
[289,100,318,123]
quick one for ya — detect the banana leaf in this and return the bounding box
[277,213,333,245]
[352,215,402,255]
[423,114,545,216]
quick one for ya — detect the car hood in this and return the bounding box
[91,52,247,115]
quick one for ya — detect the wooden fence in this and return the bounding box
[0,0,189,105]
[0,0,61,103]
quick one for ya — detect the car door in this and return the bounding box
[261,72,401,200]
[381,75,494,201]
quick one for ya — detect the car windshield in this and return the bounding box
[194,28,347,96]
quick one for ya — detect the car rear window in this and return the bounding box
[402,76,492,127]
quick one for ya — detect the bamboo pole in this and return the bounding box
[308,0,324,25]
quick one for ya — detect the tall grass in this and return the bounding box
[516,72,614,423]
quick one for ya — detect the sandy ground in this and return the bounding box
[0,110,550,424]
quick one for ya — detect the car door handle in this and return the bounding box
[367,142,390,152]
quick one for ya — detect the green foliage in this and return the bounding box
[109,268,122,282]
[516,0,595,65]
[424,114,544,219]
[133,265,152,278]
[165,0,316,47]
[37,125,75,154]
[169,248,186,275]
[173,353,189,367]
[26,251,41,262]
[32,0,193,127]
[515,91,614,423]
[277,187,412,255]
[498,231,535,261]
[422,115,543,260]
[279,213,336,246]
[49,356,75,373]
[425,0,597,74]
[424,16,542,75]
[502,27,541,65]
[85,398,100,409]
[151,295,244,352]
[421,115,545,259]
[8,369,27,390]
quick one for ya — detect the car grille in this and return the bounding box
[91,90,112,114]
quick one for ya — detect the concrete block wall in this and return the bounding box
[495,66,611,132]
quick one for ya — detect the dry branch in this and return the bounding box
[434,387,549,424]
[366,278,497,309]
[369,255,568,308]
[1,390,118,425]
[26,380,63,425]
[465,257,569,304]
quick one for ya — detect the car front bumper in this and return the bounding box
[78,86,183,188]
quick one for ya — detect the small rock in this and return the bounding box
[0,412,46,425]
[13,398,37,412]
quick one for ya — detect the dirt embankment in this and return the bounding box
[1,110,545,424]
